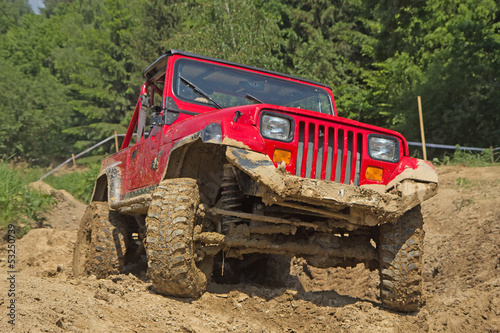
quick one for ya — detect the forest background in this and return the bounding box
[1,0,499,165]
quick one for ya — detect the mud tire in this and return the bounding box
[145,178,208,298]
[379,205,424,312]
[73,201,129,278]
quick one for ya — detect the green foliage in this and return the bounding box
[0,0,31,34]
[0,11,74,163]
[165,0,283,71]
[0,161,55,235]
[0,0,498,166]
[44,163,101,203]
[264,0,379,121]
[455,177,470,187]
[53,0,143,146]
[76,155,109,166]
[368,0,500,147]
[432,146,498,167]
[453,197,474,210]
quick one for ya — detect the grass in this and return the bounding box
[432,146,499,167]
[0,161,55,237]
[455,177,470,187]
[44,163,101,203]
[0,156,100,238]
[452,198,474,211]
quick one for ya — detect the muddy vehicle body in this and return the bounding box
[73,50,438,312]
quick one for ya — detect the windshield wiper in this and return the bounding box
[179,75,222,109]
[245,93,264,104]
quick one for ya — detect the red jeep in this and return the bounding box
[73,50,438,312]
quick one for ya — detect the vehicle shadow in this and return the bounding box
[205,282,379,310]
[138,254,383,311]
[203,254,381,309]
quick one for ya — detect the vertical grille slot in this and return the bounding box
[294,121,364,186]
[325,128,335,181]
[296,122,305,177]
[335,129,344,183]
[354,133,363,186]
[304,123,315,178]
[344,131,354,184]
[314,126,325,179]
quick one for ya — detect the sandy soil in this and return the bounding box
[1,165,499,332]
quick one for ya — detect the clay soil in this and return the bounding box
[1,165,499,332]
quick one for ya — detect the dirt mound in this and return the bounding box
[29,181,86,230]
[1,166,499,332]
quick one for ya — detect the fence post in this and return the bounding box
[115,131,119,153]
[72,154,77,169]
[417,96,427,161]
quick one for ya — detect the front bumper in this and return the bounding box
[226,147,438,226]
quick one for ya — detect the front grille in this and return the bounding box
[295,121,364,186]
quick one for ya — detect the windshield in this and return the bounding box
[173,59,334,114]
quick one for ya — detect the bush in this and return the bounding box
[0,161,54,236]
[432,146,498,167]
[44,163,100,203]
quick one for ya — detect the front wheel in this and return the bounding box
[378,205,425,312]
[145,178,211,298]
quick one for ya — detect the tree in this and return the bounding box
[1,0,498,165]
[164,0,283,71]
[49,0,145,150]
[0,0,31,34]
[368,0,500,148]
[259,0,379,122]
[0,12,72,163]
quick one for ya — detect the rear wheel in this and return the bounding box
[73,201,129,278]
[379,205,424,312]
[145,178,212,298]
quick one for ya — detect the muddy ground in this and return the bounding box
[1,165,499,332]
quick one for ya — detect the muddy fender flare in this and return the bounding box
[91,165,122,207]
[387,157,438,188]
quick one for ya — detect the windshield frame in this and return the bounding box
[171,57,335,115]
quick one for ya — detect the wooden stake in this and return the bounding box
[417,96,427,161]
[114,130,119,153]
[490,146,494,164]
[72,154,77,169]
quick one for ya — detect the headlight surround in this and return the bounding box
[368,135,399,162]
[260,113,294,141]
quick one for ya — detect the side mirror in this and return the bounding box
[151,105,162,114]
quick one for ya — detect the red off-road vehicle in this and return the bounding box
[73,50,438,312]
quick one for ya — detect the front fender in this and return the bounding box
[162,121,266,180]
[387,156,438,188]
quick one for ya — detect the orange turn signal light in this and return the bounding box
[366,166,384,181]
[273,149,292,165]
